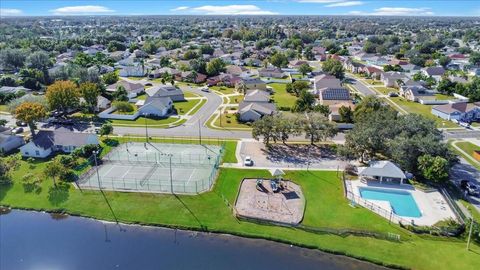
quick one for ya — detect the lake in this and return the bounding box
[0,209,387,270]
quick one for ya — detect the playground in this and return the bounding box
[235,170,305,225]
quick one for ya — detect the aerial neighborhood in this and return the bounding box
[0,10,480,270]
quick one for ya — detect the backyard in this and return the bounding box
[0,166,479,270]
[269,83,297,109]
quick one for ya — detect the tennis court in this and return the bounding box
[77,142,223,194]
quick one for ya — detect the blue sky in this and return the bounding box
[1,1,479,17]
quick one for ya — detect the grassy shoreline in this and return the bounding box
[1,166,479,270]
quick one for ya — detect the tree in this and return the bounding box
[339,105,354,123]
[302,112,337,145]
[112,101,134,112]
[99,123,113,137]
[236,81,248,94]
[14,102,47,135]
[79,82,99,113]
[469,52,480,66]
[251,115,277,146]
[272,114,301,144]
[0,49,26,71]
[298,63,313,76]
[112,85,128,101]
[269,52,288,68]
[292,90,315,112]
[143,41,158,55]
[183,50,199,60]
[102,72,119,85]
[438,56,451,67]
[44,158,65,186]
[206,58,226,76]
[0,76,18,87]
[437,78,455,95]
[27,51,51,71]
[353,95,385,121]
[290,81,309,97]
[322,58,344,79]
[0,119,7,127]
[46,80,79,113]
[418,154,449,183]
[200,44,214,55]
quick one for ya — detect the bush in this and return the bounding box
[102,138,119,147]
[57,155,78,169]
[400,219,464,237]
[72,144,102,159]
[113,101,134,113]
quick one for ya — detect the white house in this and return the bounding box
[20,128,99,158]
[0,132,25,153]
[138,96,173,117]
[358,160,407,184]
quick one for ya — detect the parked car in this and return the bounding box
[388,92,398,97]
[461,180,479,196]
[200,86,210,92]
[16,121,27,127]
[12,127,24,134]
[459,121,471,128]
[244,156,253,166]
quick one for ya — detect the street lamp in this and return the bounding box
[93,150,101,190]
[143,113,149,143]
[161,153,174,194]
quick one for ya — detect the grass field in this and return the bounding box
[210,86,237,95]
[373,86,397,95]
[214,111,252,129]
[1,166,479,270]
[0,104,8,112]
[174,98,202,115]
[389,97,458,128]
[269,83,297,109]
[451,141,480,170]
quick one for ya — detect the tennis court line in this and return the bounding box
[187,168,196,184]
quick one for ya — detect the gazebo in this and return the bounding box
[358,160,406,184]
[269,168,285,180]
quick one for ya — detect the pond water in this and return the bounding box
[0,209,388,270]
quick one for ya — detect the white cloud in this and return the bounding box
[297,0,344,3]
[179,5,278,15]
[170,6,190,12]
[348,7,434,16]
[326,1,364,7]
[0,8,23,16]
[51,5,114,15]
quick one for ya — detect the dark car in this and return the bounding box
[461,180,479,196]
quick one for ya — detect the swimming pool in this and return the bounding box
[359,187,422,218]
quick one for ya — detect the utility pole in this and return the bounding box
[93,151,101,189]
[144,113,149,143]
[467,218,474,251]
[198,120,202,145]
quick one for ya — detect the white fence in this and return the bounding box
[98,107,140,120]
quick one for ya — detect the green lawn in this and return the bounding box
[373,86,397,95]
[214,111,252,129]
[174,99,202,115]
[183,90,200,98]
[452,141,480,170]
[1,166,479,270]
[389,97,458,128]
[269,83,297,109]
[187,98,206,116]
[0,104,8,112]
[210,86,237,95]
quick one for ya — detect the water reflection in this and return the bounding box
[1,210,389,270]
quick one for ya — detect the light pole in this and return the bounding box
[198,120,202,145]
[144,113,149,143]
[162,153,174,194]
[93,150,101,189]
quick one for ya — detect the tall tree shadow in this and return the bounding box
[48,183,70,206]
[174,194,206,230]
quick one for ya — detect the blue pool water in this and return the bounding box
[359,187,422,218]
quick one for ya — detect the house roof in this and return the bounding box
[320,88,350,100]
[241,77,265,85]
[142,96,173,112]
[107,80,144,92]
[424,66,446,76]
[314,74,342,90]
[359,160,406,179]
[433,102,479,114]
[146,85,184,98]
[244,90,270,102]
[29,128,96,150]
[239,102,276,115]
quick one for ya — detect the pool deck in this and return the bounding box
[347,180,457,226]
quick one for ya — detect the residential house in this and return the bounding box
[175,71,207,84]
[106,80,144,99]
[431,102,480,122]
[399,86,434,102]
[381,72,407,88]
[97,96,111,111]
[119,66,146,77]
[238,90,276,122]
[361,66,383,79]
[328,101,355,122]
[319,88,351,106]
[344,61,365,74]
[207,74,241,87]
[145,85,185,101]
[258,67,285,78]
[288,60,308,69]
[236,78,267,91]
[0,129,25,153]
[19,128,99,158]
[138,96,173,117]
[422,66,446,81]
[312,74,342,95]
[225,65,248,77]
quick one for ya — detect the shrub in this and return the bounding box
[113,101,134,113]
[72,144,101,158]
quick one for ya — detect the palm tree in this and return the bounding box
[237,81,248,94]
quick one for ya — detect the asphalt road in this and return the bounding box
[450,158,480,212]
[346,76,376,96]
